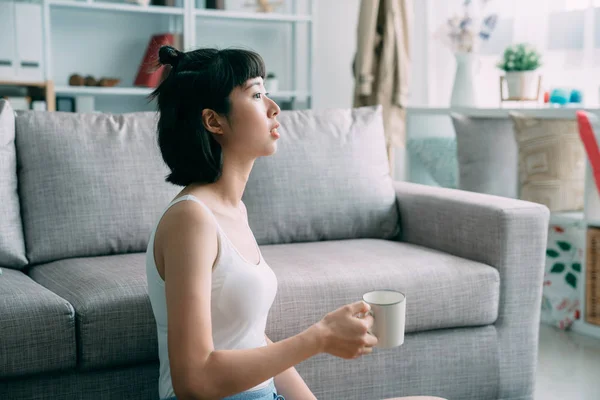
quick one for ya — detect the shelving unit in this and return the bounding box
[1,0,314,113]
[0,80,55,111]
[573,163,600,339]
[48,0,184,15]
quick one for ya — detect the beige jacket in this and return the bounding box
[353,0,413,149]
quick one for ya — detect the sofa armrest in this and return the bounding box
[393,181,550,398]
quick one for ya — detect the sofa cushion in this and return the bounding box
[15,111,180,265]
[243,105,400,245]
[451,114,519,198]
[28,253,156,370]
[0,267,76,378]
[509,113,585,211]
[0,99,27,269]
[263,239,500,340]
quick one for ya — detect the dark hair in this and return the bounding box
[150,46,266,186]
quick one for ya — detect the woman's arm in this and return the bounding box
[266,335,317,400]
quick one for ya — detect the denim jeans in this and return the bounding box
[164,380,284,400]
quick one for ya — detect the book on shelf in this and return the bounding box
[134,32,183,89]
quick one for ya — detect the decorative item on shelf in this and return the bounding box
[264,72,278,92]
[135,32,182,88]
[68,74,121,87]
[206,0,225,9]
[434,0,498,107]
[244,0,283,13]
[498,43,542,102]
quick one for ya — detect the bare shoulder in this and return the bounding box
[154,198,219,277]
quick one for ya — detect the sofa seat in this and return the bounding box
[263,239,500,341]
[26,238,499,372]
[0,268,76,378]
[28,254,156,371]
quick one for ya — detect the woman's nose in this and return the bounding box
[268,97,280,118]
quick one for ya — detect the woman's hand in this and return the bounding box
[311,301,378,359]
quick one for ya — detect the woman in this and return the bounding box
[146,46,377,400]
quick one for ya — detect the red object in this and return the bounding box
[134,33,175,88]
[544,91,550,103]
[576,111,600,196]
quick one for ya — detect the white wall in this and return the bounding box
[313,0,360,110]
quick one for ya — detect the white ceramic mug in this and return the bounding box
[362,290,406,349]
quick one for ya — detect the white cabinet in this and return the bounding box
[0,2,44,82]
[14,3,44,81]
[0,2,17,80]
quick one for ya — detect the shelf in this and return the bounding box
[49,1,184,16]
[407,105,600,119]
[55,86,153,96]
[194,8,311,22]
[55,86,309,99]
[0,80,49,88]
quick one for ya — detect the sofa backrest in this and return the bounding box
[15,111,180,265]
[243,105,400,245]
[0,100,28,269]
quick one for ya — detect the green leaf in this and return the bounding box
[572,263,582,272]
[551,263,565,273]
[546,249,560,258]
[566,272,577,288]
[557,241,572,251]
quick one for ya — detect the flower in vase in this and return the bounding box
[434,0,498,54]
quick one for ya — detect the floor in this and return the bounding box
[535,324,600,400]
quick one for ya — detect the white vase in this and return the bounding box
[505,71,538,100]
[450,52,477,107]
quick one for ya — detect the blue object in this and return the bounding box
[569,89,583,103]
[549,88,569,105]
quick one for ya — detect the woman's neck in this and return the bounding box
[210,152,255,209]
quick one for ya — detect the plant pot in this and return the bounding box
[505,71,539,100]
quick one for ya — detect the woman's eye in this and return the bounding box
[253,92,262,99]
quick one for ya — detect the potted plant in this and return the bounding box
[497,43,542,100]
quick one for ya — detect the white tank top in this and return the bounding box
[145,195,278,400]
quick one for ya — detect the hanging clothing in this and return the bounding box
[353,0,413,150]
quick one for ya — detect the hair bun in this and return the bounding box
[158,45,183,69]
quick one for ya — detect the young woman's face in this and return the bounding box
[221,77,281,157]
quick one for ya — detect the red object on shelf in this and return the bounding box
[576,111,600,195]
[134,33,180,88]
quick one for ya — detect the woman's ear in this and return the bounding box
[202,109,224,135]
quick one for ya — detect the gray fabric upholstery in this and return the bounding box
[0,268,76,378]
[263,239,500,337]
[295,326,499,400]
[28,254,157,370]
[394,181,550,400]
[0,99,27,269]
[0,362,158,400]
[451,114,519,198]
[0,328,498,400]
[15,111,180,265]
[243,106,400,245]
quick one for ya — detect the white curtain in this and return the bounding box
[416,0,600,107]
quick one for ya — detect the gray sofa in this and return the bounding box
[0,99,549,400]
